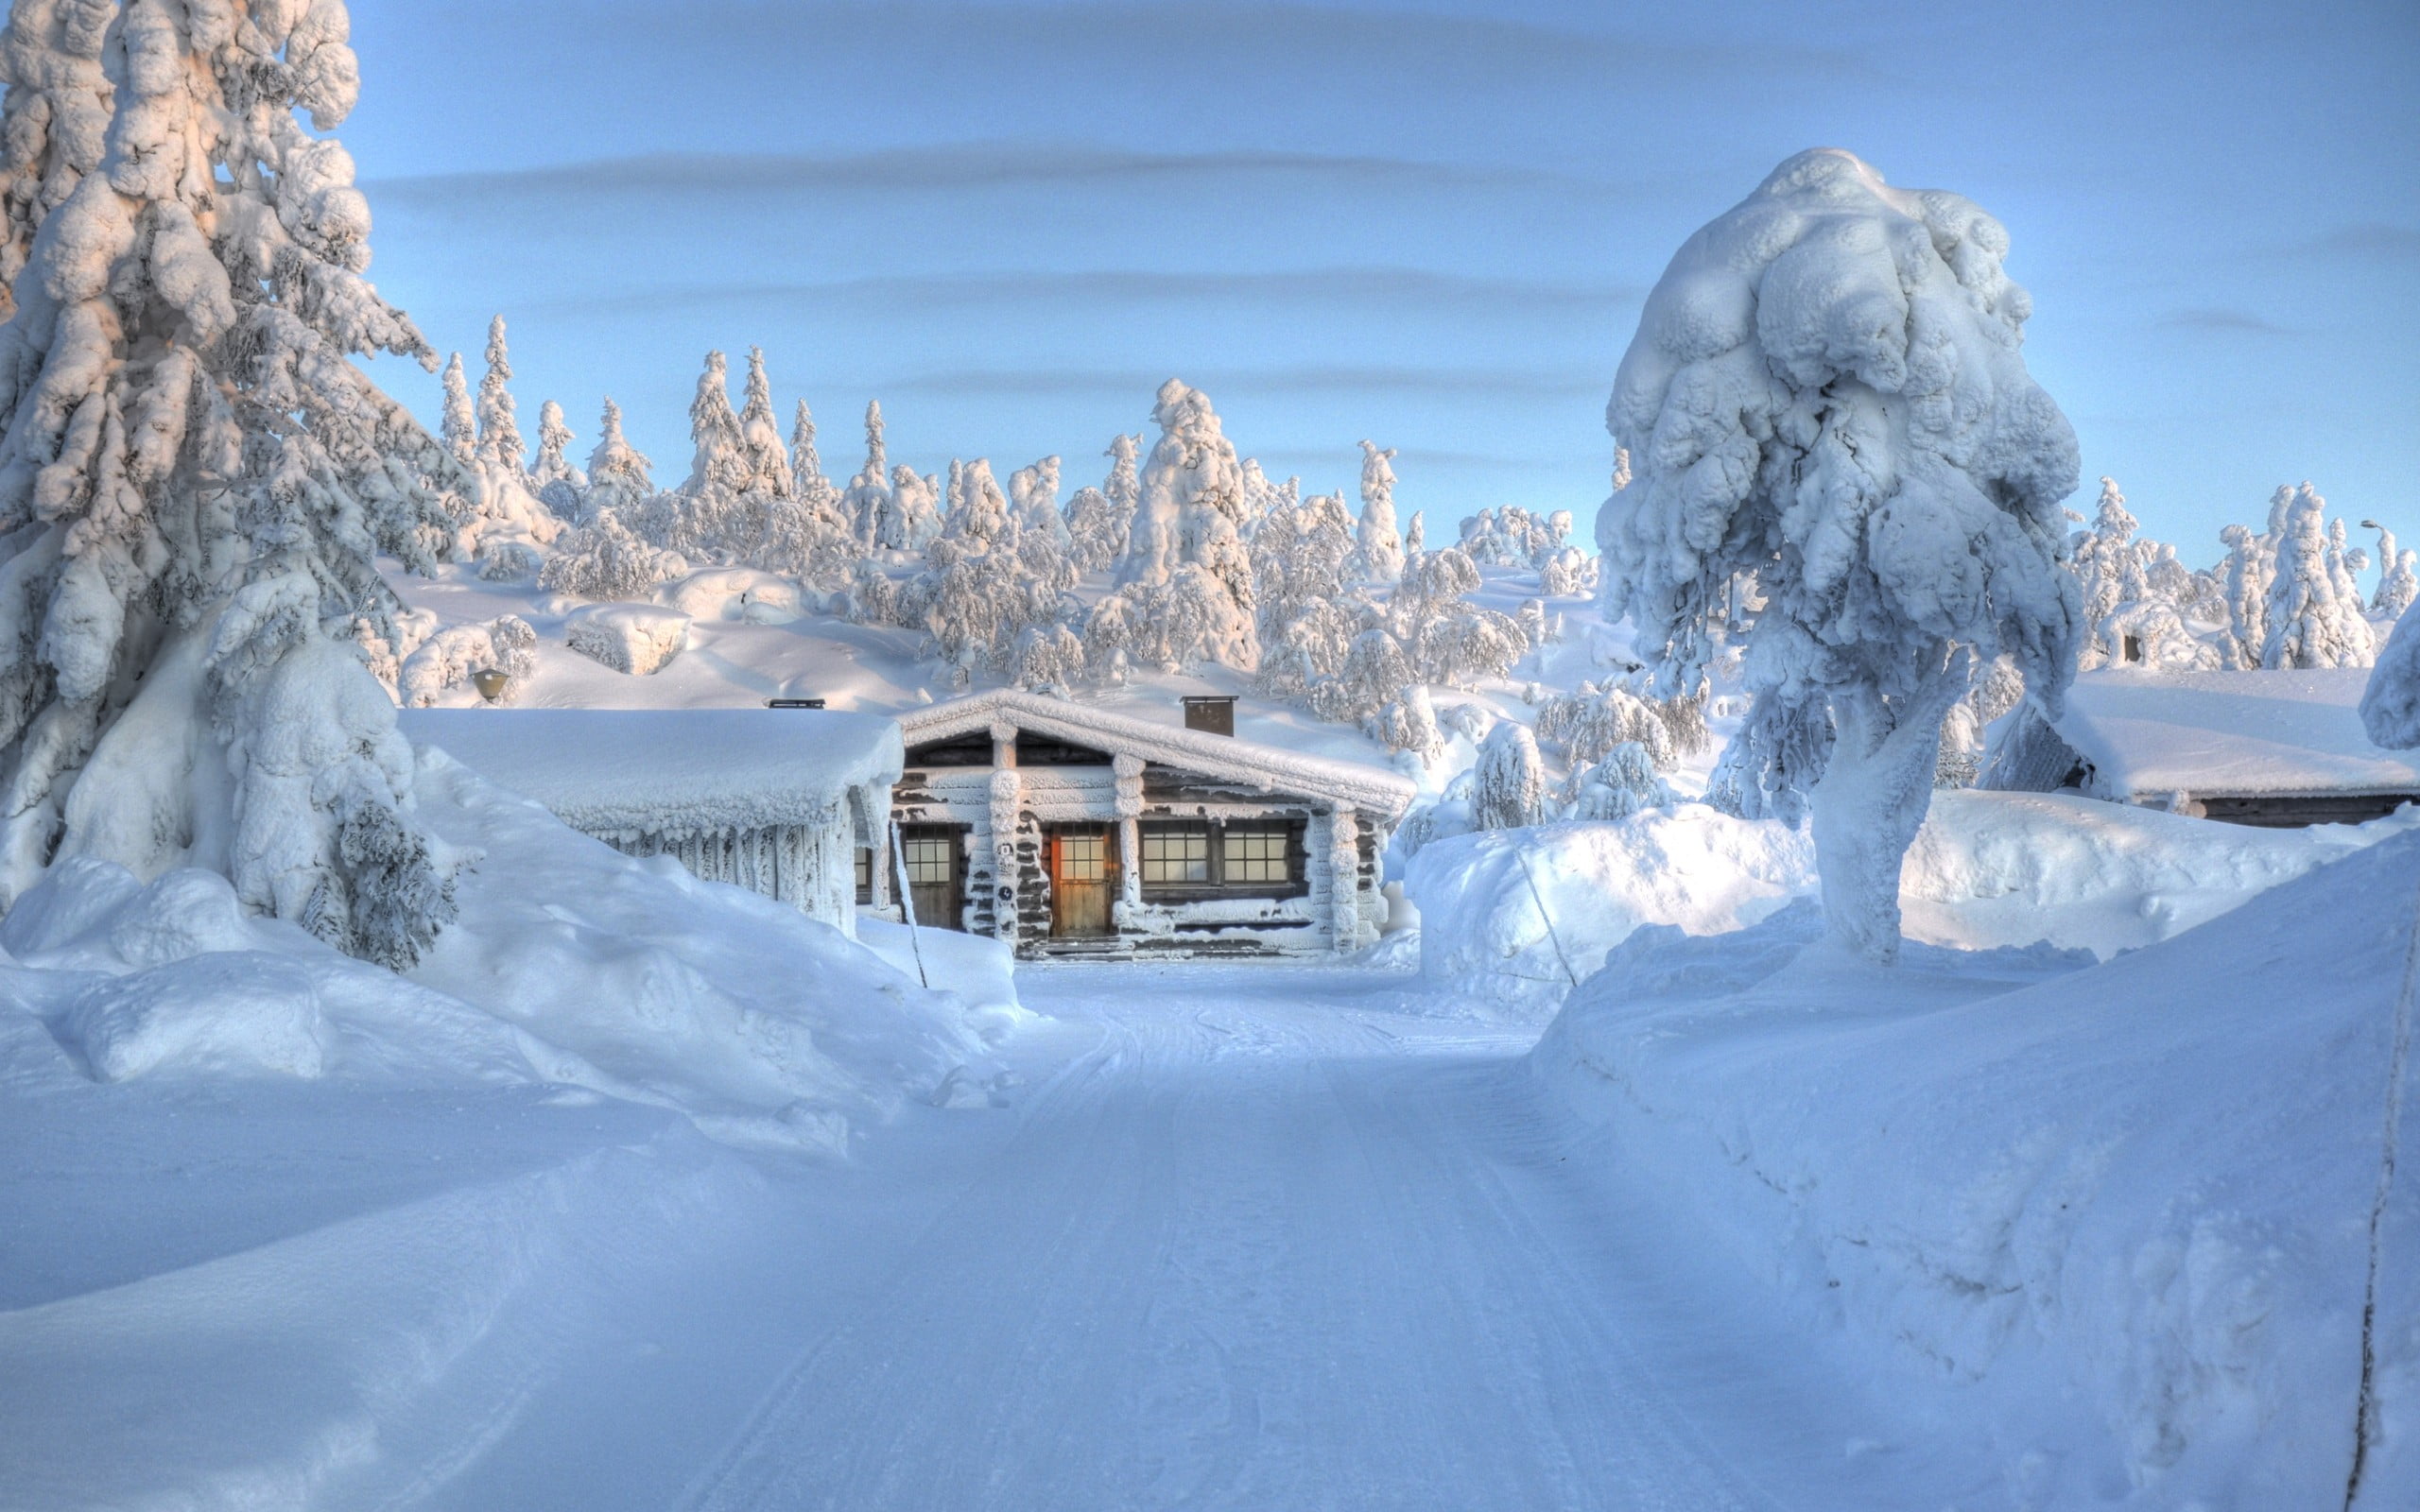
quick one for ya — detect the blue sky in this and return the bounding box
[343,0,2418,559]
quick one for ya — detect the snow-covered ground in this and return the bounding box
[1410,789,2420,1015]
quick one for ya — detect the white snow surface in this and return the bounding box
[565,603,693,676]
[400,707,903,838]
[2,749,996,1156]
[2049,666,2420,799]
[1411,789,2420,1014]
[1531,833,2420,1508]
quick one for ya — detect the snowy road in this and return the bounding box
[5,962,1982,1510]
[677,965,1784,1511]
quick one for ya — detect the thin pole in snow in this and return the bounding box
[890,820,930,989]
[2344,874,2420,1509]
[1512,842,1581,991]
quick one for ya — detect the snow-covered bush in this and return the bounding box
[0,0,465,967]
[565,605,690,677]
[539,509,687,601]
[1597,148,2081,961]
[1534,682,1677,770]
[1562,742,1674,821]
[398,617,537,707]
[1011,623,1086,693]
[1469,722,1547,830]
[475,541,542,583]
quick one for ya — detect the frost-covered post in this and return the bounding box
[0,0,463,965]
[1598,149,2081,962]
[1327,805,1361,949]
[1113,753,1144,913]
[1353,439,1403,583]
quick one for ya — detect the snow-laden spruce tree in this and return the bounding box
[0,0,466,965]
[474,314,523,480]
[683,350,747,496]
[530,399,573,485]
[2262,482,2374,668]
[842,399,891,545]
[2071,476,2139,669]
[1116,379,1256,670]
[735,346,791,499]
[790,400,841,516]
[1598,148,2081,961]
[1010,455,1067,547]
[1353,438,1403,583]
[0,0,112,324]
[439,350,474,464]
[582,397,652,518]
[1064,432,1138,571]
[2371,519,2418,621]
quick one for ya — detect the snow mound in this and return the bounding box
[1532,834,2420,1507]
[0,759,999,1154]
[1411,791,2420,1014]
[660,568,810,624]
[566,603,691,675]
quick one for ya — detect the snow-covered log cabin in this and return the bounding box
[402,709,901,936]
[873,691,1415,959]
[1982,667,2420,826]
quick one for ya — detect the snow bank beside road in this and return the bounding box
[1,752,997,1155]
[1412,791,2418,1015]
[1533,835,2420,1507]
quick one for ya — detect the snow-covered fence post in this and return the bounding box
[1598,149,2082,964]
[1113,754,1145,914]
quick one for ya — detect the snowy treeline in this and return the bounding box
[470,344,1591,753]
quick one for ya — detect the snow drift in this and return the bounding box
[1,751,999,1154]
[1411,791,2420,1015]
[1531,833,2420,1508]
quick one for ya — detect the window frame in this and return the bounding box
[1136,816,1308,902]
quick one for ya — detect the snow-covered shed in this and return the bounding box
[876,690,1415,959]
[402,709,902,936]
[1982,668,2420,827]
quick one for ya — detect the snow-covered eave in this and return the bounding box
[897,690,1415,822]
[403,709,906,839]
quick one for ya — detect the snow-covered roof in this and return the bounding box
[898,689,1416,821]
[2043,668,2420,799]
[402,709,905,837]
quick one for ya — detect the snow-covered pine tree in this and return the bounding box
[683,350,748,496]
[881,462,940,552]
[1010,455,1067,547]
[842,399,891,546]
[735,347,792,499]
[1599,149,2081,961]
[1403,509,1425,558]
[1563,741,1671,821]
[582,397,652,519]
[1119,380,1256,670]
[530,399,578,490]
[1353,438,1403,584]
[538,507,685,601]
[0,0,112,324]
[791,400,840,514]
[439,350,475,465]
[0,0,465,965]
[1469,722,1547,830]
[2261,483,2374,668]
[474,314,524,479]
[1101,428,1139,553]
[2218,522,2271,668]
[2071,476,2137,669]
[2371,519,2419,622]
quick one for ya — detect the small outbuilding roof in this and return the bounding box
[401,708,905,837]
[897,689,1417,820]
[1991,668,2420,801]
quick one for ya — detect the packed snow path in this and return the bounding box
[647,965,1946,1512]
[3,963,1994,1509]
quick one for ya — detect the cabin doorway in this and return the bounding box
[898,824,966,932]
[1047,825,1116,937]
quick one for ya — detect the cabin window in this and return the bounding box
[902,833,956,885]
[1221,823,1292,884]
[855,847,873,904]
[1139,822,1212,885]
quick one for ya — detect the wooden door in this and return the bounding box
[898,825,964,932]
[1049,826,1115,937]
